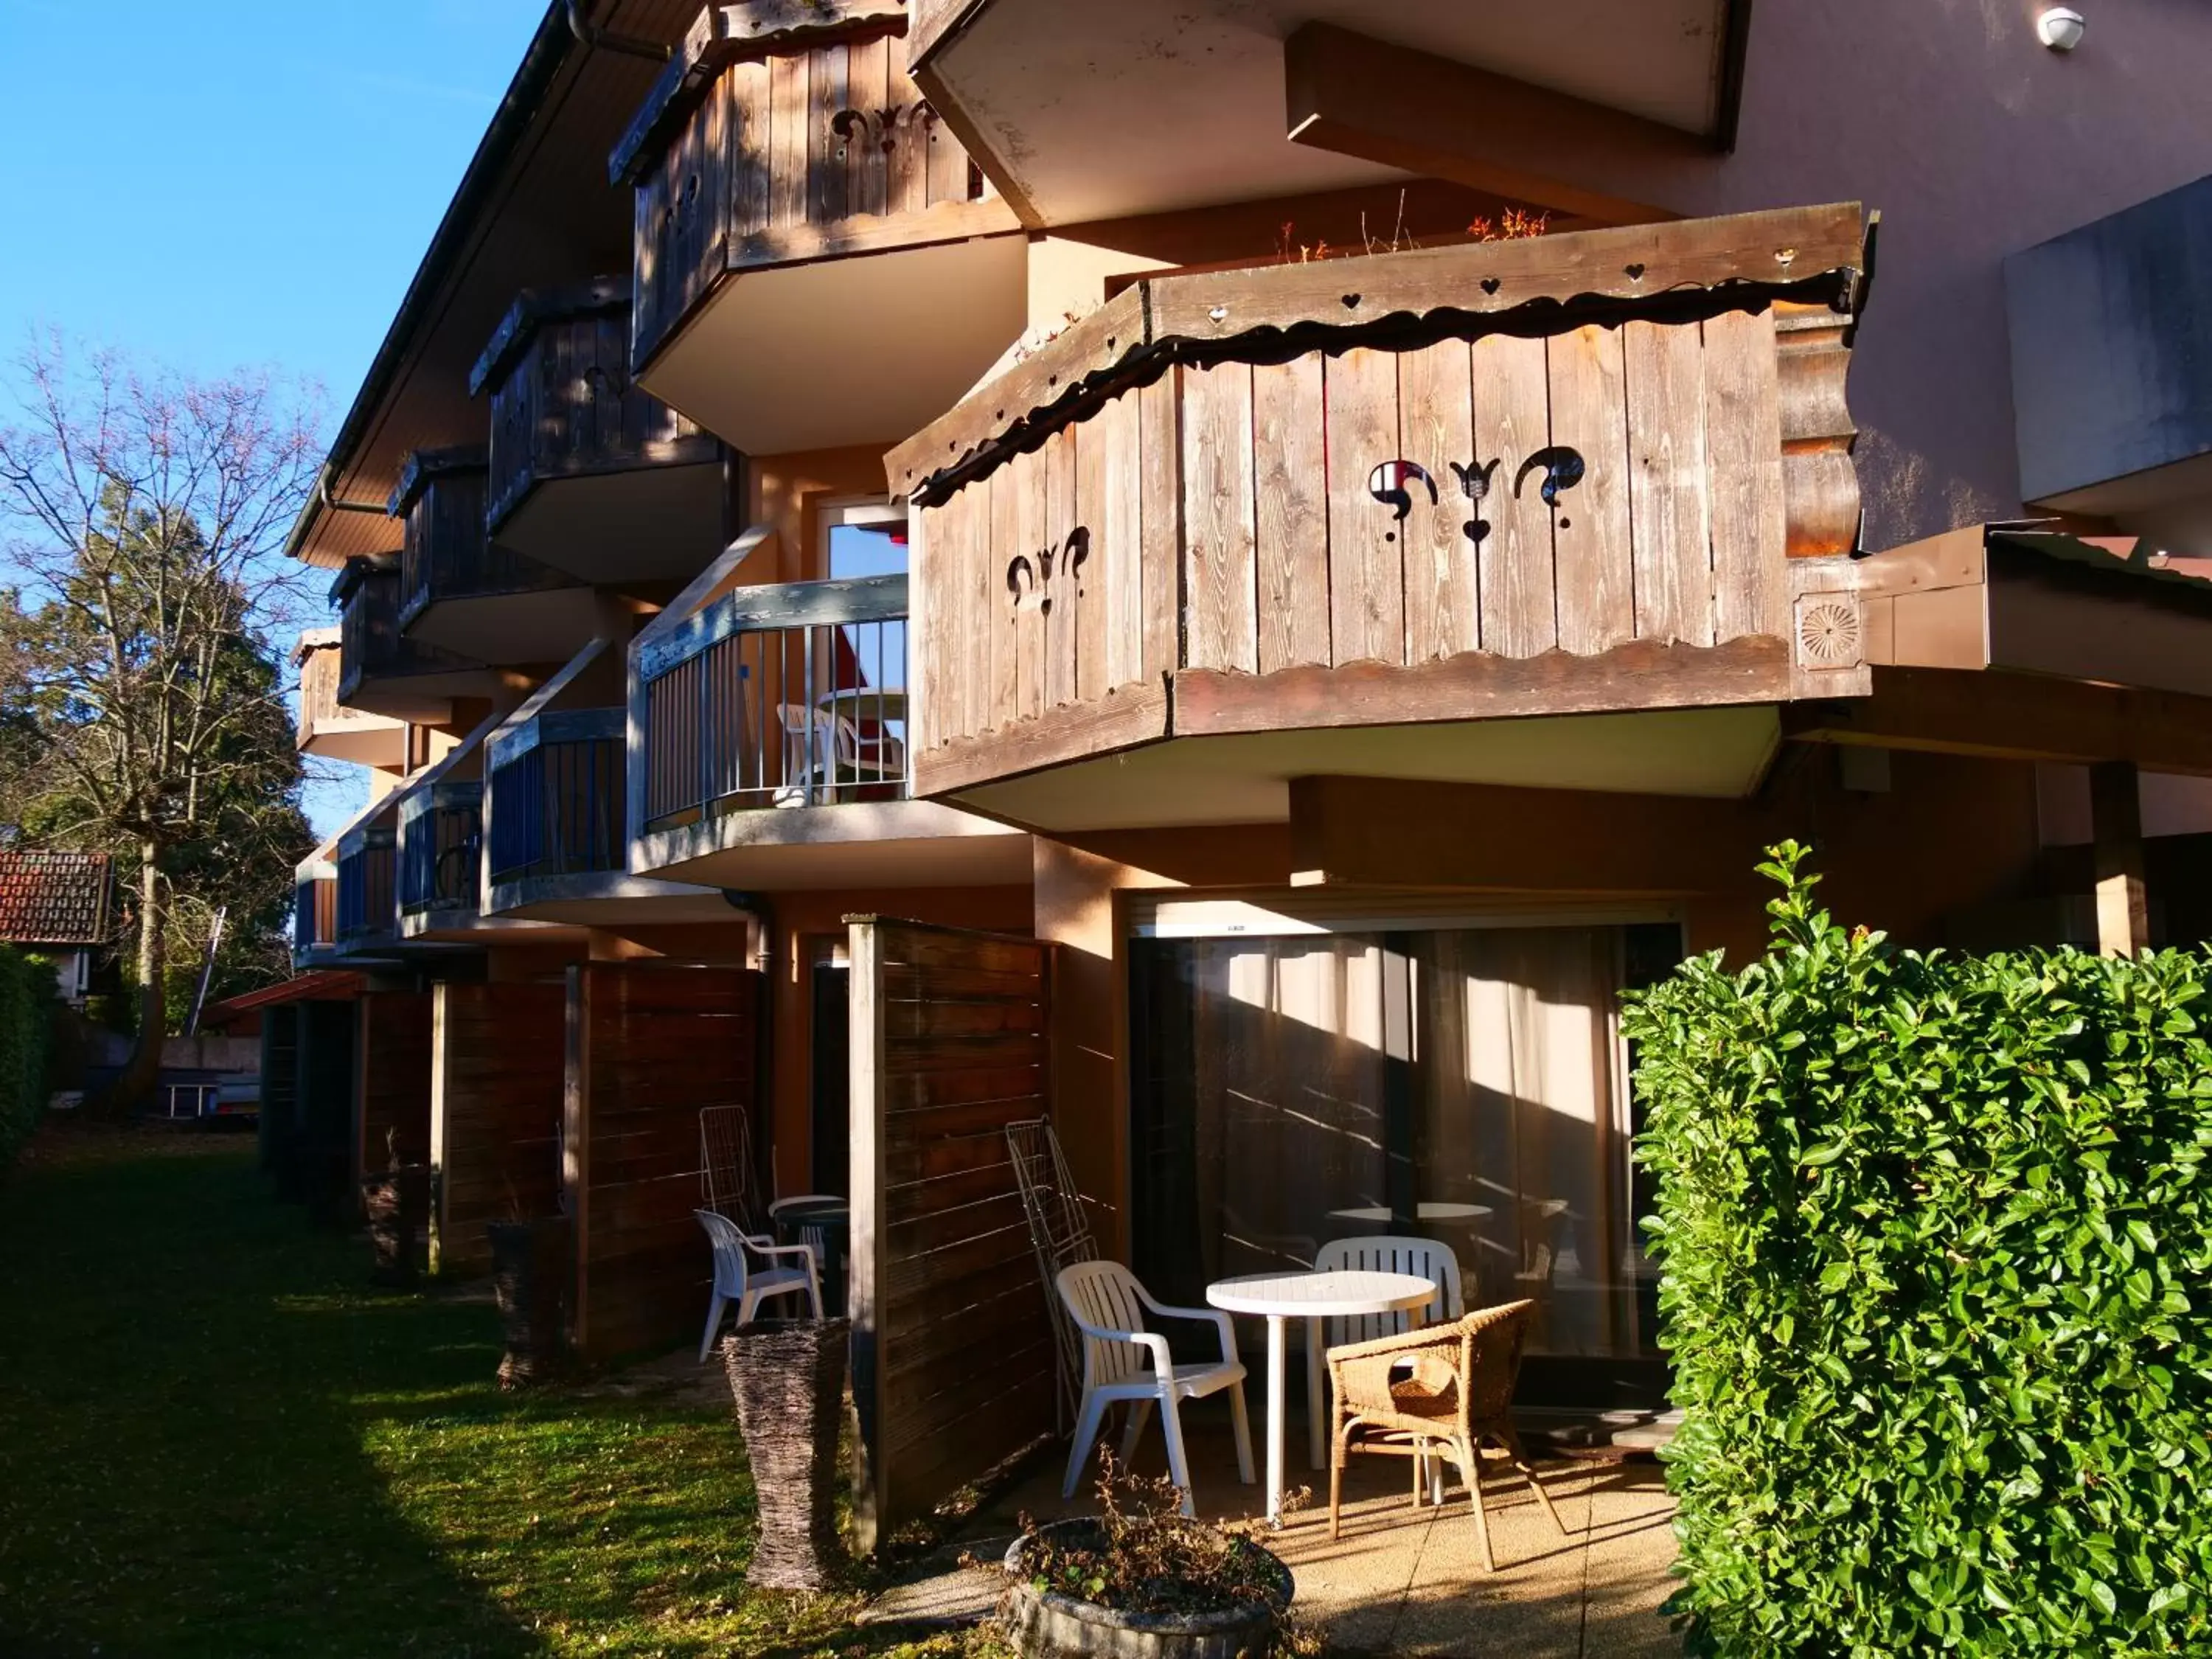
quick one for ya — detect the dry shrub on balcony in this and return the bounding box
[1627,843,2212,1655]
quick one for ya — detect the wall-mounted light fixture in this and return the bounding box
[2037,6,2087,51]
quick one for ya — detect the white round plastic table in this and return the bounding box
[1206,1269,1438,1524]
[1324,1202,1493,1224]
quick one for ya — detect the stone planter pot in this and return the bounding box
[487,1216,571,1388]
[361,1165,431,1287]
[720,1318,849,1590]
[1002,1520,1293,1659]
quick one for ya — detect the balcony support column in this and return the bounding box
[2090,760,2149,956]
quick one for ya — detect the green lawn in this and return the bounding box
[0,1128,1001,1658]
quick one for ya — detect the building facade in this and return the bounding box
[279,0,2212,1542]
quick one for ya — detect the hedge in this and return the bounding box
[0,945,56,1178]
[1627,844,2211,1658]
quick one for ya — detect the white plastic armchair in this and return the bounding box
[695,1208,823,1362]
[1056,1261,1255,1516]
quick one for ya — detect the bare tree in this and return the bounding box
[0,334,323,1113]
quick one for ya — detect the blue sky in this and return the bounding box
[0,1,541,834]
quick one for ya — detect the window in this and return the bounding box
[1130,909,1683,1401]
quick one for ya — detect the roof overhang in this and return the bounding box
[908,0,1747,228]
[285,1,698,570]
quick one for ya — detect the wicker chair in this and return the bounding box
[1325,1298,1566,1571]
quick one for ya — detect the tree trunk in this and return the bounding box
[88,842,165,1119]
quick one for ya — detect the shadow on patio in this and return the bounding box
[871,1401,1683,1657]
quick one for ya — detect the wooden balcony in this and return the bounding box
[397,781,482,920]
[293,627,407,768]
[470,279,727,585]
[333,556,489,725]
[886,205,1872,832]
[390,447,602,665]
[625,529,1030,888]
[611,0,1025,454]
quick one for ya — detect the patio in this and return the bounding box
[866,1405,1683,1657]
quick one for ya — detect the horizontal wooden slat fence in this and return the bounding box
[850,918,1055,1551]
[430,981,567,1276]
[563,963,760,1363]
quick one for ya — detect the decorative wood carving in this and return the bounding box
[900,211,1869,801]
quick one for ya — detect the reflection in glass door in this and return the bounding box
[1130,919,1680,1406]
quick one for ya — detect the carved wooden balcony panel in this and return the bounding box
[887,206,1871,810]
[389,447,599,665]
[470,280,725,585]
[293,627,407,767]
[613,2,1026,455]
[333,555,487,724]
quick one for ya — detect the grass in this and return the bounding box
[0,1126,1009,1658]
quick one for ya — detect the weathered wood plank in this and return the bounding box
[1398,338,1478,662]
[1043,425,1078,710]
[1014,445,1048,720]
[888,48,929,218]
[1073,417,1109,703]
[844,32,889,218]
[1098,389,1145,691]
[913,675,1169,797]
[1181,361,1258,675]
[1325,347,1405,667]
[1471,332,1557,658]
[1703,307,1789,641]
[769,49,809,231]
[1174,634,1793,736]
[1547,324,1635,655]
[1251,355,1330,673]
[807,38,849,226]
[1625,319,1716,648]
[1139,369,1182,683]
[728,60,771,239]
[987,467,1019,731]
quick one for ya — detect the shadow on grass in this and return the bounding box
[0,1131,757,1658]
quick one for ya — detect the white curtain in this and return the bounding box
[1155,925,1639,1359]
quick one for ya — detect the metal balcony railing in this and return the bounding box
[335,831,397,943]
[487,709,625,886]
[398,782,482,917]
[637,574,910,830]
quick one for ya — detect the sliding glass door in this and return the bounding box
[1130,915,1680,1406]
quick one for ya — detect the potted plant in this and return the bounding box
[1001,1451,1302,1659]
[720,1316,849,1590]
[487,1179,571,1389]
[361,1129,430,1288]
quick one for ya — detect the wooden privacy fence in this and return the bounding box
[849,918,1056,1550]
[564,962,760,1363]
[430,981,566,1275]
[356,992,433,1183]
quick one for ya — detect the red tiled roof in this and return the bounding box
[0,851,114,947]
[200,970,364,1027]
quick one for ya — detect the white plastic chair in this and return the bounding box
[1057,1261,1255,1516]
[1312,1234,1464,1500]
[695,1208,823,1362]
[773,703,905,807]
[1312,1235,1464,1346]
